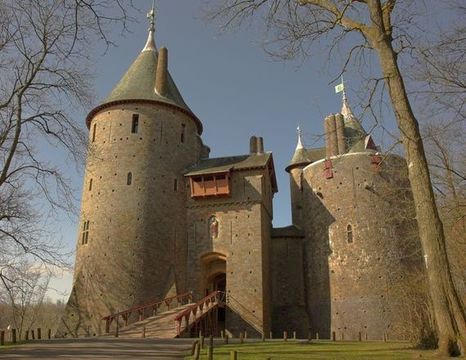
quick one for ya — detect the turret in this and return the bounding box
[286,127,309,227]
[323,88,377,156]
[58,5,206,337]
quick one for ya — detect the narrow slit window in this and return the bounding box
[89,178,93,191]
[181,124,186,143]
[92,124,96,142]
[82,220,90,245]
[127,172,132,185]
[174,179,178,192]
[347,224,353,243]
[131,114,139,134]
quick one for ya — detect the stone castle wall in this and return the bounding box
[300,152,425,340]
[58,103,203,336]
[270,235,308,338]
[185,167,274,336]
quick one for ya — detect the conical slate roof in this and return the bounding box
[104,44,190,110]
[286,127,325,172]
[86,26,202,133]
[341,97,367,152]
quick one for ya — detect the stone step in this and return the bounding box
[116,303,194,339]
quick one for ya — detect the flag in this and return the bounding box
[335,83,344,93]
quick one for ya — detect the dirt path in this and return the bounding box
[0,338,194,359]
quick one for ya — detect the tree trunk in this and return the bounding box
[373,37,466,356]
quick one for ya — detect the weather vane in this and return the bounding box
[147,0,157,31]
[335,75,348,102]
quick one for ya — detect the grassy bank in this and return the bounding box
[186,340,446,360]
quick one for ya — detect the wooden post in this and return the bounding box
[25,330,29,341]
[341,332,344,341]
[191,341,197,356]
[283,331,288,341]
[224,334,229,344]
[193,341,201,360]
[220,330,224,339]
[208,335,214,360]
[115,317,119,338]
[332,331,336,341]
[383,333,387,342]
[105,318,110,334]
[239,332,244,344]
[200,335,205,349]
[48,329,51,339]
[0,331,4,346]
[316,332,319,340]
[262,333,265,342]
[230,350,238,360]
[12,329,17,344]
[293,331,297,340]
[358,332,362,342]
[308,331,312,342]
[37,328,41,340]
[269,331,273,339]
[244,330,247,339]
[142,326,146,338]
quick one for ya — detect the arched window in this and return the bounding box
[131,114,139,134]
[92,124,96,142]
[347,224,353,243]
[127,172,132,185]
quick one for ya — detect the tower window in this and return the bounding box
[89,178,93,191]
[347,224,353,243]
[92,124,96,142]
[174,179,178,192]
[82,220,90,245]
[131,114,139,134]
[181,124,186,143]
[127,172,132,185]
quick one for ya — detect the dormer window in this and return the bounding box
[189,173,230,198]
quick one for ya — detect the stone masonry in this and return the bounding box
[58,14,427,340]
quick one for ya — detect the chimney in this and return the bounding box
[335,113,346,154]
[250,136,258,154]
[156,47,168,96]
[256,137,264,154]
[324,114,338,158]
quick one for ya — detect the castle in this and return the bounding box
[58,10,425,340]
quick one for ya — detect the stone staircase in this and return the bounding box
[115,303,194,338]
[102,291,224,339]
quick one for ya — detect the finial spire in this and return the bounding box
[142,0,157,52]
[296,125,304,149]
[335,75,355,119]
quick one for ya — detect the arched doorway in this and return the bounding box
[201,252,227,332]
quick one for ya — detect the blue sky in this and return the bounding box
[49,1,393,300]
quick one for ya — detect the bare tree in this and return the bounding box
[207,0,465,355]
[0,0,136,320]
[0,262,51,340]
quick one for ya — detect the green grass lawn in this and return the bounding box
[186,340,447,360]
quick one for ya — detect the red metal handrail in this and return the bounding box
[102,291,193,333]
[174,291,224,336]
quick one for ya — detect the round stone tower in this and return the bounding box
[294,96,426,341]
[58,11,205,337]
